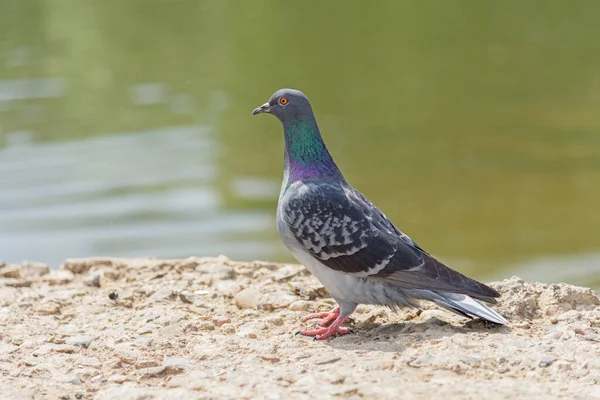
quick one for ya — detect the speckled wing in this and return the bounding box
[283,182,499,301]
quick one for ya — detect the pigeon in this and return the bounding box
[252,88,506,340]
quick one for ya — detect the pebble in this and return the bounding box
[0,342,19,355]
[136,337,154,347]
[43,270,74,286]
[508,340,526,349]
[219,267,237,280]
[411,354,434,368]
[220,324,236,334]
[18,262,50,278]
[65,336,94,348]
[136,358,161,368]
[70,376,82,385]
[260,354,280,363]
[212,316,231,327]
[0,268,20,279]
[315,356,342,365]
[136,323,158,335]
[129,366,167,379]
[179,291,206,305]
[1,278,31,288]
[420,309,449,322]
[76,356,101,367]
[54,345,78,354]
[545,330,563,340]
[539,356,557,368]
[267,316,284,326]
[234,287,261,309]
[583,333,600,342]
[459,355,483,364]
[35,303,61,315]
[85,272,102,288]
[407,323,429,333]
[198,322,215,331]
[163,356,194,368]
[34,344,78,355]
[108,374,128,383]
[288,300,310,311]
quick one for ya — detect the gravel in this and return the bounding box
[0,257,599,399]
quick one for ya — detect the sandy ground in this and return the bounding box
[0,257,599,400]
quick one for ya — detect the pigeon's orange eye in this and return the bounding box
[279,97,288,105]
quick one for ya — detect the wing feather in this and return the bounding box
[283,182,499,301]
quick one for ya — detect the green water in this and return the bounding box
[1,1,599,287]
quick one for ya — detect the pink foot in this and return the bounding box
[303,306,340,327]
[300,315,351,340]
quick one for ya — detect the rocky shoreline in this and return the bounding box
[1,257,599,399]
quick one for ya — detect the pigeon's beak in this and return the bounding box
[252,102,270,115]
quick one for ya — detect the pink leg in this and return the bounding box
[303,306,340,327]
[300,315,351,340]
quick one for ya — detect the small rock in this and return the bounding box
[212,315,230,327]
[55,344,78,354]
[460,354,483,364]
[85,272,102,288]
[355,304,371,314]
[148,287,176,301]
[108,374,128,383]
[22,358,37,366]
[508,340,526,349]
[407,323,429,333]
[220,324,236,334]
[198,322,215,331]
[0,268,20,279]
[244,331,257,339]
[267,316,284,326]
[411,354,434,368]
[584,333,600,342]
[235,287,261,309]
[163,356,194,369]
[260,354,280,363]
[136,358,161,368]
[76,356,101,367]
[315,356,342,365]
[219,267,236,280]
[0,342,19,355]
[288,300,310,311]
[136,323,158,335]
[18,261,50,278]
[539,356,556,368]
[545,330,563,340]
[136,337,154,347]
[35,302,61,315]
[424,317,447,326]
[380,361,395,370]
[1,278,31,288]
[420,309,449,322]
[130,366,167,379]
[62,259,99,274]
[35,344,78,355]
[43,270,74,285]
[65,336,93,348]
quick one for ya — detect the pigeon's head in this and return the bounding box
[252,88,313,122]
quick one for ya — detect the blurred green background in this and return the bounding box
[1,0,599,288]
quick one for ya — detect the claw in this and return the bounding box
[302,306,340,328]
[299,315,351,340]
